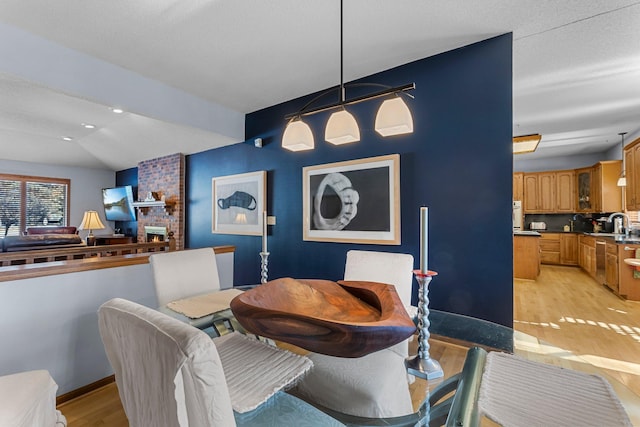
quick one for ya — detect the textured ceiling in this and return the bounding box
[0,0,639,170]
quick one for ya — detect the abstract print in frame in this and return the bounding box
[303,154,400,244]
[212,170,266,235]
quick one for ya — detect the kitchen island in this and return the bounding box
[514,230,541,280]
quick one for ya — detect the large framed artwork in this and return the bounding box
[212,171,266,235]
[303,154,400,245]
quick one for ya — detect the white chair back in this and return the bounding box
[98,298,235,427]
[0,370,66,427]
[150,248,221,306]
[344,250,414,308]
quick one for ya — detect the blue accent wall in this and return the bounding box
[118,34,514,327]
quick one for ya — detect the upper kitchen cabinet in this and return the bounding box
[575,161,621,213]
[556,170,575,212]
[625,137,640,211]
[523,170,573,213]
[523,172,555,213]
[592,161,622,213]
[513,172,524,201]
[576,167,592,212]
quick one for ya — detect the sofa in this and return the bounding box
[1,226,85,253]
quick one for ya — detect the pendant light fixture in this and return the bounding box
[617,132,627,187]
[281,0,415,151]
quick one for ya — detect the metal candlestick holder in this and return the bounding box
[406,269,444,380]
[259,251,270,284]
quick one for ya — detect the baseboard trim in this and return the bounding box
[56,375,115,405]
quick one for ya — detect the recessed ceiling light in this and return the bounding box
[513,134,541,154]
[82,123,96,129]
[62,136,73,141]
[111,108,124,114]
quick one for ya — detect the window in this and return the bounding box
[0,174,70,237]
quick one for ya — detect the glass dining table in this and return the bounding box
[158,289,636,427]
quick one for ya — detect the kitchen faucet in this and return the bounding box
[607,212,631,237]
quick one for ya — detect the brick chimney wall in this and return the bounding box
[136,153,185,250]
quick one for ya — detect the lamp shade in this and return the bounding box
[282,119,315,152]
[375,97,414,137]
[325,109,360,145]
[234,213,248,224]
[617,176,627,187]
[78,210,106,231]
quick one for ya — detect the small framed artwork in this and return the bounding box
[212,170,266,235]
[303,154,400,245]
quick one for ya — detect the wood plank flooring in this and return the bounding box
[58,265,640,425]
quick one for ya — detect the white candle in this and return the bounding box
[420,207,428,274]
[262,211,268,253]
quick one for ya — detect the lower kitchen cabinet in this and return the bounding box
[514,235,540,280]
[541,233,578,266]
[560,234,578,265]
[579,235,596,279]
[605,241,618,292]
[617,244,640,301]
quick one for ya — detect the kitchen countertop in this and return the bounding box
[583,233,640,244]
[514,230,541,236]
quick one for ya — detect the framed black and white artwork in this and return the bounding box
[212,170,266,235]
[302,154,400,244]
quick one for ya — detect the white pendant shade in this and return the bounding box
[325,110,360,145]
[282,120,315,152]
[375,97,414,137]
[617,176,627,187]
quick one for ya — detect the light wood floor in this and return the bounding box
[58,265,640,425]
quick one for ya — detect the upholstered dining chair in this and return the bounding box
[0,369,67,426]
[294,250,416,418]
[98,298,344,427]
[149,247,233,335]
[149,247,221,307]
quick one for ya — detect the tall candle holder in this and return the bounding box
[259,251,270,284]
[405,269,443,380]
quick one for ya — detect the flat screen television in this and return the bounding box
[102,185,136,222]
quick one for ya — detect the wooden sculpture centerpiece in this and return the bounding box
[230,277,416,358]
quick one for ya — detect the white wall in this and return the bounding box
[0,251,234,395]
[0,263,156,394]
[0,158,117,235]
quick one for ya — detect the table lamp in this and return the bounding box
[78,210,105,246]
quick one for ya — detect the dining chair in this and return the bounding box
[294,250,416,418]
[0,369,67,426]
[98,297,344,427]
[149,247,221,307]
[149,247,235,335]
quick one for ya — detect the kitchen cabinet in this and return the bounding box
[523,172,556,213]
[576,168,592,212]
[605,241,618,293]
[519,162,618,214]
[579,235,596,279]
[556,170,575,212]
[513,172,524,202]
[624,137,640,211]
[540,233,561,264]
[617,243,640,301]
[513,234,540,280]
[541,233,577,266]
[591,161,622,213]
[560,234,578,265]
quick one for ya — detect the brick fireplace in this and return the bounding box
[136,153,185,250]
